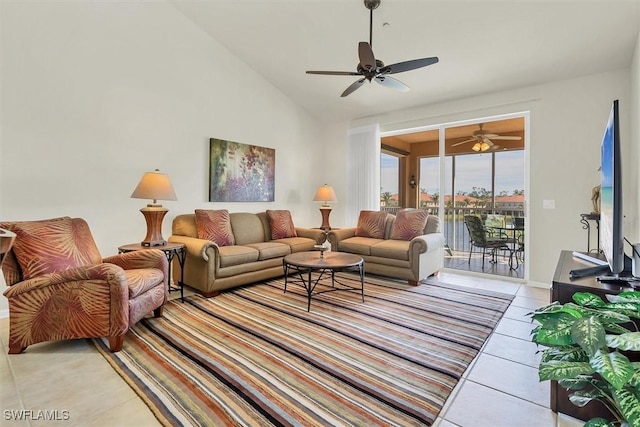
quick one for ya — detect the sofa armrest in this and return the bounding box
[169,235,219,262]
[410,232,446,254]
[295,227,327,244]
[327,228,356,247]
[3,263,127,299]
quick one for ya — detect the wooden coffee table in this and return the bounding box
[283,251,364,311]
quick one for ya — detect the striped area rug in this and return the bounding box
[94,274,514,426]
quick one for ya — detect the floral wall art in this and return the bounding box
[209,138,275,202]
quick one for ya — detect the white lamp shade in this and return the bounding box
[131,169,177,204]
[313,185,338,206]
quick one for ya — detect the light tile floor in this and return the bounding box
[0,272,584,427]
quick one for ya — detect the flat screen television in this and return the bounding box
[599,99,626,278]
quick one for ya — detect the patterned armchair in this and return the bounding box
[1,217,168,354]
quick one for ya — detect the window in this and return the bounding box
[380,153,399,207]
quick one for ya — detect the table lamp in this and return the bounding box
[0,229,17,268]
[131,169,177,246]
[313,184,338,230]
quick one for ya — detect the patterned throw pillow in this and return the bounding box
[390,209,429,241]
[266,210,297,240]
[194,209,235,246]
[9,217,103,280]
[355,210,388,239]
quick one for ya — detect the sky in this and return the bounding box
[381,151,525,196]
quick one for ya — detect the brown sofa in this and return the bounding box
[327,211,445,285]
[168,212,326,297]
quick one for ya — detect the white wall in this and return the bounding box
[324,69,635,286]
[0,1,324,315]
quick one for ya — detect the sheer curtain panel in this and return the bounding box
[346,124,381,225]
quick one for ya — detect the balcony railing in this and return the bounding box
[380,206,524,254]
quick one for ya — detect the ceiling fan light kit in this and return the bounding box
[452,123,522,152]
[306,0,439,97]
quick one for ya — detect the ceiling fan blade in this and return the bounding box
[341,78,366,97]
[379,57,439,75]
[451,138,476,147]
[491,136,522,140]
[358,42,376,71]
[374,76,409,92]
[306,71,361,76]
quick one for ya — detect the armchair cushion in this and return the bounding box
[194,209,235,247]
[9,217,102,280]
[355,210,387,239]
[266,210,297,239]
[124,269,166,299]
[390,209,429,241]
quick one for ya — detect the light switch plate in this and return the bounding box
[543,199,555,209]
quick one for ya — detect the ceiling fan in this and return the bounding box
[451,123,522,152]
[306,0,439,97]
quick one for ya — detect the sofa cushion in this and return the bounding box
[275,237,317,253]
[266,210,297,239]
[245,242,291,260]
[194,209,235,246]
[338,236,384,256]
[230,213,266,245]
[355,211,388,239]
[371,239,411,261]
[218,245,259,268]
[390,210,429,241]
[9,217,103,280]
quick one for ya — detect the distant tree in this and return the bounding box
[432,192,440,207]
[381,192,393,206]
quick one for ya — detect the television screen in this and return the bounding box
[600,99,624,275]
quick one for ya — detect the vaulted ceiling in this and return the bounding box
[170,1,640,124]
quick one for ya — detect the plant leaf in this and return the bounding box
[539,360,594,382]
[583,418,616,427]
[533,313,579,346]
[574,292,606,307]
[559,377,596,391]
[542,346,588,363]
[612,387,640,427]
[572,316,607,356]
[607,291,640,303]
[591,309,633,324]
[606,332,640,351]
[591,350,634,391]
[569,389,605,407]
[604,323,634,334]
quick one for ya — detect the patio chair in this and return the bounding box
[463,215,511,269]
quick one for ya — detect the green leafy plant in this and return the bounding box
[530,291,640,427]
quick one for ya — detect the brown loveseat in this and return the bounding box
[168,211,326,297]
[327,210,445,285]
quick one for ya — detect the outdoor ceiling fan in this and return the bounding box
[451,123,522,152]
[305,0,439,97]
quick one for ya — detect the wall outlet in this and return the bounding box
[543,199,555,209]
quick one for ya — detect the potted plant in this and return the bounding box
[529,291,640,427]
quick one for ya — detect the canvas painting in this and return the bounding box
[209,138,275,202]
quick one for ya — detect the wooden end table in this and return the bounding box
[118,242,186,302]
[283,251,364,311]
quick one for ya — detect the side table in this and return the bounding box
[118,242,186,302]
